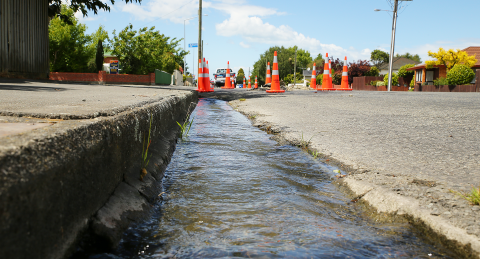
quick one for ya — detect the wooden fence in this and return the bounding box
[0,0,50,79]
[352,76,411,91]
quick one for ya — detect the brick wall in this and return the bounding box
[50,71,155,85]
[49,72,99,82]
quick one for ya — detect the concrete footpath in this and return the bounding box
[0,79,198,259]
[202,88,480,258]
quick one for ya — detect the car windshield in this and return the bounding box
[216,69,232,73]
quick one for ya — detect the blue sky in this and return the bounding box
[76,0,480,77]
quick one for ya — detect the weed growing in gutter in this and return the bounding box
[140,114,153,181]
[450,185,480,205]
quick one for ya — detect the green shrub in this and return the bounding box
[410,77,415,87]
[332,73,342,85]
[397,64,415,78]
[365,66,380,77]
[383,72,399,86]
[369,80,377,86]
[376,81,385,87]
[316,74,323,85]
[433,77,449,86]
[284,73,303,84]
[447,64,475,85]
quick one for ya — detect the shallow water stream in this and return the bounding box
[93,98,454,258]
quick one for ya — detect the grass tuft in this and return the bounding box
[177,114,194,140]
[140,114,153,181]
[450,184,480,205]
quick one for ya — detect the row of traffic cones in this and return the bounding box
[200,52,351,93]
[314,53,351,91]
[197,58,214,93]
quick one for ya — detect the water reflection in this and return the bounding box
[107,99,453,258]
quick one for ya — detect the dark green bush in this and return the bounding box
[433,77,449,86]
[447,64,475,85]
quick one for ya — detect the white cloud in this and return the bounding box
[121,0,211,24]
[212,2,370,61]
[75,10,97,22]
[239,42,250,48]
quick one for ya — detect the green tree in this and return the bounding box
[397,64,415,78]
[236,68,245,84]
[110,24,187,74]
[370,49,389,68]
[95,40,104,72]
[49,5,93,72]
[252,46,311,83]
[365,66,380,77]
[308,53,324,70]
[395,52,421,63]
[426,48,477,71]
[49,0,142,21]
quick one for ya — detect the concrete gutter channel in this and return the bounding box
[203,88,480,258]
[0,80,198,259]
[2,80,480,258]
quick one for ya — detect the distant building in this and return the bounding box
[378,57,421,75]
[407,46,480,85]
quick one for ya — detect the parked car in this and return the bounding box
[213,68,236,87]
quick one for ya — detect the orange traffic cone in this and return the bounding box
[319,53,335,91]
[255,76,258,89]
[338,56,352,91]
[248,77,251,89]
[243,77,246,88]
[197,58,206,92]
[222,61,232,89]
[266,62,271,84]
[266,51,285,93]
[310,63,317,89]
[206,59,214,92]
[329,60,336,91]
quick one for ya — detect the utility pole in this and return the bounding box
[294,47,297,86]
[387,0,399,92]
[198,0,202,65]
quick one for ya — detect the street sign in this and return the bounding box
[110,60,119,74]
[188,43,198,48]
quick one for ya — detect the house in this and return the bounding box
[103,52,120,73]
[407,47,480,85]
[377,57,421,75]
[302,69,320,85]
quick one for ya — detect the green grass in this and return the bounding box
[450,185,480,205]
[311,151,320,159]
[299,132,315,150]
[177,114,194,140]
[140,114,153,181]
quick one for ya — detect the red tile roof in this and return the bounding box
[462,46,480,66]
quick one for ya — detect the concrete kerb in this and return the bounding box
[228,97,480,259]
[0,91,198,259]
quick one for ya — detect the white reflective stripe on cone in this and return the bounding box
[344,60,347,66]
[312,75,316,79]
[273,56,278,63]
[342,72,348,76]
[272,70,279,75]
[267,74,271,78]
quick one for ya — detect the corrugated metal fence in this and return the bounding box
[0,0,50,78]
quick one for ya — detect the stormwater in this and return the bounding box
[92,98,454,258]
